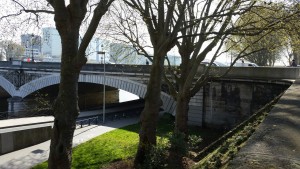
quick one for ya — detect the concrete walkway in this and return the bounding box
[229,80,300,169]
[0,117,139,169]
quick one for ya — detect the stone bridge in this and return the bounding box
[0,61,299,127]
[0,61,176,117]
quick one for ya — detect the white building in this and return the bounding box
[21,34,42,60]
[165,55,181,66]
[41,27,109,62]
[42,27,62,59]
[110,43,147,64]
[84,38,109,63]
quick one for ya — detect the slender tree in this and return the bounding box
[119,0,190,165]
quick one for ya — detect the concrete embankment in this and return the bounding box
[228,80,300,169]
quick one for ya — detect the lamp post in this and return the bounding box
[31,34,35,62]
[97,50,106,123]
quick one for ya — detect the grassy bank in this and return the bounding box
[32,114,223,169]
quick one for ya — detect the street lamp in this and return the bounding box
[97,50,106,123]
[31,34,35,62]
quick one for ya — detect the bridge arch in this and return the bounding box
[0,76,17,97]
[17,74,176,113]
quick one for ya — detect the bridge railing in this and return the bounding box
[0,112,7,120]
[76,116,99,128]
[198,66,300,80]
[0,61,152,74]
[75,109,142,129]
[1,61,300,80]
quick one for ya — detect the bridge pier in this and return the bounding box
[7,96,23,117]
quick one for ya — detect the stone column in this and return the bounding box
[7,96,23,117]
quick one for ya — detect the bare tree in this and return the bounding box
[108,2,299,166]
[115,0,190,165]
[227,2,299,66]
[103,4,152,65]
[1,0,114,168]
[0,40,25,60]
[123,0,297,140]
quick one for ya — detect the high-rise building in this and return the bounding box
[41,27,107,62]
[42,27,61,59]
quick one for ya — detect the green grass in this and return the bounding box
[32,114,222,169]
[32,114,175,169]
[72,125,140,169]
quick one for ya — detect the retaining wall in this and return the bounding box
[0,117,53,155]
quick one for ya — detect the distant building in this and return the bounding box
[110,43,181,65]
[110,43,146,64]
[41,27,109,62]
[42,27,61,59]
[84,38,109,63]
[165,55,181,66]
[21,34,41,59]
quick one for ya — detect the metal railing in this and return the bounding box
[76,116,100,128]
[75,109,142,129]
[0,112,8,120]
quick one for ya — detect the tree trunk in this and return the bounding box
[290,36,300,65]
[134,53,165,166]
[293,52,300,65]
[48,31,82,169]
[175,92,190,136]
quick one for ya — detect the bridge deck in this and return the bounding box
[229,79,300,168]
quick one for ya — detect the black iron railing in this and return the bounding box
[75,108,142,129]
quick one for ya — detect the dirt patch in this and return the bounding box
[102,159,134,169]
[102,152,196,169]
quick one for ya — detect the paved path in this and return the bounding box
[0,117,139,169]
[229,80,300,169]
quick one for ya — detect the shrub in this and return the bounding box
[169,132,188,155]
[188,135,203,150]
[142,138,169,169]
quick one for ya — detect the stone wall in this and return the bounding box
[78,89,119,109]
[0,123,52,155]
[188,80,290,129]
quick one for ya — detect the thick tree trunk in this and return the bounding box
[175,92,190,136]
[48,31,82,169]
[48,72,79,169]
[134,53,165,166]
[45,1,109,168]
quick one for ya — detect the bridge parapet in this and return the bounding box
[2,61,299,80]
[198,66,300,80]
